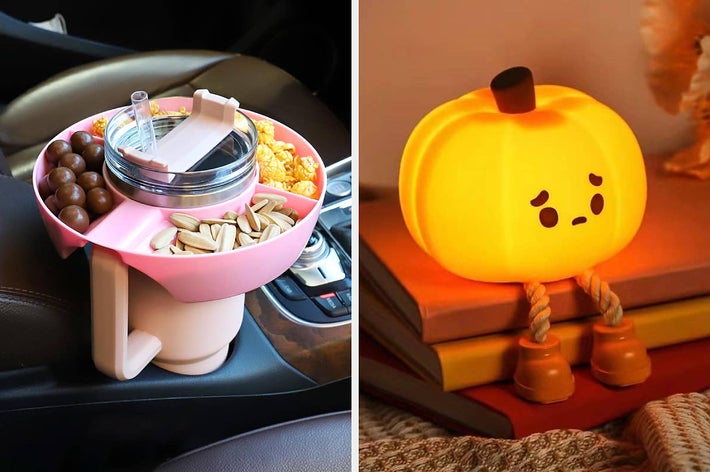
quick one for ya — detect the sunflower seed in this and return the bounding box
[169,245,194,255]
[177,230,218,251]
[211,223,221,240]
[154,246,172,255]
[238,232,256,247]
[249,198,269,213]
[152,194,299,256]
[256,213,271,228]
[183,244,212,255]
[266,211,295,226]
[257,199,279,214]
[245,203,261,231]
[199,223,213,239]
[150,226,178,250]
[216,223,237,252]
[277,207,299,220]
[259,223,281,242]
[252,192,287,208]
[263,214,292,232]
[169,212,201,231]
[236,214,252,233]
[201,218,237,225]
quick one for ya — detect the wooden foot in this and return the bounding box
[513,333,575,404]
[591,318,651,387]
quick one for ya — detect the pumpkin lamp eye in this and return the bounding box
[530,190,558,228]
[539,207,559,228]
[588,173,604,215]
[591,193,604,215]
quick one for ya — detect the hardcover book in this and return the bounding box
[360,279,710,391]
[360,331,710,439]
[359,155,710,344]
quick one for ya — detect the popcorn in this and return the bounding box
[150,100,161,115]
[290,180,319,199]
[293,156,318,182]
[150,101,188,117]
[271,140,296,156]
[258,153,290,182]
[261,179,289,191]
[234,113,251,133]
[257,143,276,162]
[255,120,276,145]
[91,116,108,137]
[90,101,187,138]
[274,149,294,165]
[254,119,320,199]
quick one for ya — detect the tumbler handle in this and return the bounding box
[90,245,162,380]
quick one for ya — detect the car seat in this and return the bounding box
[0,49,351,182]
[154,410,352,472]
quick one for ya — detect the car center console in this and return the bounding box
[247,157,352,383]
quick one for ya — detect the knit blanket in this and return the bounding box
[359,390,710,471]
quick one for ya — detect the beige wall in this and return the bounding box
[359,0,695,189]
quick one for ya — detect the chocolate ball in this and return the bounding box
[54,182,86,210]
[58,153,87,176]
[76,171,105,192]
[58,205,90,233]
[70,130,94,154]
[82,142,105,173]
[38,175,52,200]
[44,195,59,215]
[45,139,73,165]
[86,187,113,215]
[46,166,76,193]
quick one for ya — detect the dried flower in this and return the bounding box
[640,0,710,114]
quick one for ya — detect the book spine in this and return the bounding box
[437,297,710,390]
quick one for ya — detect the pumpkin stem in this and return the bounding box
[490,66,536,113]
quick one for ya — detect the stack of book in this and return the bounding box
[359,155,710,439]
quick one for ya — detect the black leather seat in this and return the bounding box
[154,410,352,472]
[0,49,351,182]
[0,169,91,371]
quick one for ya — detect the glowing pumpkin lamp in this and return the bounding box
[399,66,651,403]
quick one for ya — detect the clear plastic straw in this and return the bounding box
[131,90,158,158]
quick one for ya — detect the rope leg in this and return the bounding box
[523,281,551,343]
[516,281,575,403]
[575,269,623,326]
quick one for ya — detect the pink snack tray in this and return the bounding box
[32,96,326,302]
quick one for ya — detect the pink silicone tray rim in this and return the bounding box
[32,96,327,302]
